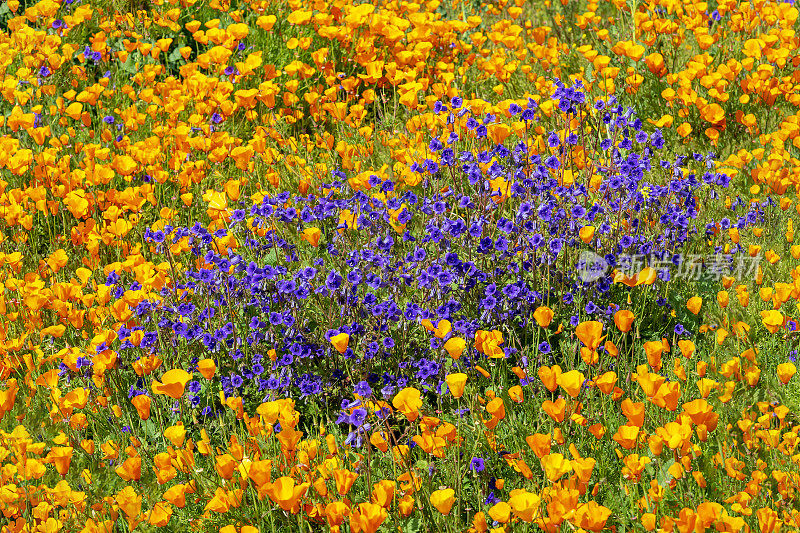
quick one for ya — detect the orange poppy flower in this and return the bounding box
[612,425,640,449]
[115,455,142,481]
[542,398,566,422]
[778,362,796,384]
[443,337,466,359]
[430,488,455,515]
[509,490,541,522]
[579,225,595,243]
[533,306,554,327]
[116,486,142,519]
[148,501,172,527]
[151,369,192,399]
[576,321,604,350]
[163,484,188,508]
[446,373,467,398]
[47,446,73,476]
[131,394,151,420]
[580,347,599,366]
[351,502,388,532]
[761,310,784,333]
[371,480,395,508]
[538,365,561,392]
[678,340,695,359]
[621,399,645,427]
[644,340,664,371]
[392,387,422,421]
[525,433,551,458]
[197,358,216,379]
[333,469,358,496]
[604,340,619,357]
[557,370,585,398]
[325,501,350,528]
[686,296,702,315]
[508,385,524,403]
[486,397,506,420]
[331,332,350,353]
[215,454,237,480]
[265,477,309,513]
[596,371,618,394]
[635,366,665,397]
[541,453,573,482]
[614,310,635,333]
[434,320,452,339]
[301,227,321,246]
[587,423,606,440]
[574,501,612,532]
[163,424,186,447]
[488,502,511,523]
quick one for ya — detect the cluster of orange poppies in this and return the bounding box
[0,0,799,531]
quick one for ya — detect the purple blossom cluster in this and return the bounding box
[99,83,764,425]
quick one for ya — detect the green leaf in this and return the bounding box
[656,458,675,486]
[168,45,184,63]
[144,418,161,441]
[263,247,279,265]
[404,515,424,533]
[120,53,139,74]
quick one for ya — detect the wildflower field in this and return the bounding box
[2,0,800,531]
